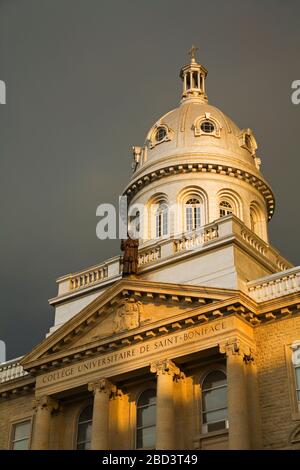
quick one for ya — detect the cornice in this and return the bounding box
[21,279,237,367]
[21,296,247,373]
[124,161,275,220]
[0,376,35,399]
[15,290,300,379]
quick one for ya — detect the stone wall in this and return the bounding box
[254,315,300,449]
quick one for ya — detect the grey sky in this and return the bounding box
[0,0,299,359]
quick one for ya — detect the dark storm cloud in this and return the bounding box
[0,0,299,359]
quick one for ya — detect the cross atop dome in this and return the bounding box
[188,44,199,63]
[180,46,208,103]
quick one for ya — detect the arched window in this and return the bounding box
[155,203,168,238]
[219,200,233,218]
[136,389,156,449]
[77,405,93,450]
[202,370,228,433]
[250,202,266,240]
[185,198,201,231]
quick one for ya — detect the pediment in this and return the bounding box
[21,278,237,369]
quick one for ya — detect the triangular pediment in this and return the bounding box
[21,278,239,370]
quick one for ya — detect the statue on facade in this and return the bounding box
[120,235,139,276]
[113,298,141,333]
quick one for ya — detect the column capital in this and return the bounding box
[88,378,116,396]
[219,337,255,364]
[33,395,59,412]
[150,359,181,378]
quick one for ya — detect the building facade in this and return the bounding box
[1,51,300,450]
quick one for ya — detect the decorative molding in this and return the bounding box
[150,359,181,378]
[193,113,222,138]
[219,337,255,363]
[88,378,116,396]
[0,378,35,399]
[124,162,275,220]
[113,298,142,333]
[33,395,59,412]
[291,341,300,366]
[148,124,173,149]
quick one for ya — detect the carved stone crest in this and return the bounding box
[113,298,142,333]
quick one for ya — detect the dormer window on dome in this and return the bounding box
[193,113,221,138]
[239,129,258,156]
[149,124,172,148]
[201,121,215,134]
[155,127,167,142]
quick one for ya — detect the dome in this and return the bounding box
[125,49,275,242]
[137,100,260,176]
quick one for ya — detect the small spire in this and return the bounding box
[188,45,199,63]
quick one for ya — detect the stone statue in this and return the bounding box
[121,235,139,276]
[113,298,141,333]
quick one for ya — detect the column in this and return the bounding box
[183,73,187,93]
[150,359,180,450]
[88,379,116,450]
[31,395,59,450]
[219,339,251,450]
[245,354,263,449]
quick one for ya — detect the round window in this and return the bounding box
[155,127,167,142]
[200,120,215,134]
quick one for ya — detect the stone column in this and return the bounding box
[219,338,251,450]
[88,379,116,450]
[150,359,180,450]
[31,395,59,450]
[245,353,263,449]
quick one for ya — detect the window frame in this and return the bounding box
[200,120,215,134]
[135,388,157,450]
[9,417,33,450]
[285,343,300,420]
[149,124,171,148]
[193,115,221,138]
[219,200,234,218]
[295,364,300,405]
[155,127,167,143]
[75,404,93,450]
[201,369,228,434]
[185,198,202,231]
[155,203,168,239]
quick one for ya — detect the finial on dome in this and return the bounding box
[188,45,199,63]
[180,48,208,104]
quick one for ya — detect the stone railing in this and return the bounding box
[70,265,108,290]
[173,224,219,253]
[0,357,28,384]
[52,216,292,302]
[247,266,300,302]
[138,246,161,266]
[54,256,122,298]
[231,216,291,271]
[240,227,267,256]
